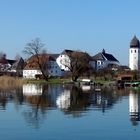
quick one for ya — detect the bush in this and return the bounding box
[0,76,25,90]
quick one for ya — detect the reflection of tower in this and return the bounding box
[129,90,140,125]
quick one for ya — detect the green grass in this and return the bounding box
[0,76,116,90]
[25,78,72,84]
[25,78,115,85]
[94,80,115,84]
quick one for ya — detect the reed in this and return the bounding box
[0,76,25,90]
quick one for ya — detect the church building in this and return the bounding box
[129,36,140,70]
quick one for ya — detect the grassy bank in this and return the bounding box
[0,76,115,90]
[26,78,71,84]
[26,78,115,85]
[0,76,25,90]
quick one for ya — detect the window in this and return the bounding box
[131,50,133,53]
[135,50,136,53]
[97,61,101,65]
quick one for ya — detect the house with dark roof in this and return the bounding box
[23,54,64,79]
[10,57,25,76]
[92,49,119,70]
[0,55,12,72]
[56,49,73,71]
[56,49,92,72]
[0,54,25,76]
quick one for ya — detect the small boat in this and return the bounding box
[94,88,101,92]
[80,79,92,91]
[80,79,91,85]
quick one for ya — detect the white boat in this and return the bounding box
[80,79,91,85]
[80,79,92,91]
[94,88,101,92]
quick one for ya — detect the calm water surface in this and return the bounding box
[0,84,140,140]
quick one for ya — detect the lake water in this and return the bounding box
[0,84,140,140]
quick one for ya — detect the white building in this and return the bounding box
[23,69,42,79]
[92,49,119,70]
[129,36,140,70]
[48,59,65,77]
[56,49,93,73]
[23,54,64,79]
[56,49,72,71]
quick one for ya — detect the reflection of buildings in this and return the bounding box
[92,91,114,113]
[23,84,42,96]
[129,90,140,125]
[56,90,70,109]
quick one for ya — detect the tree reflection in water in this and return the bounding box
[56,85,121,117]
[0,93,7,110]
[64,86,91,117]
[23,95,47,129]
[1,84,139,128]
[22,84,49,129]
[21,84,123,126]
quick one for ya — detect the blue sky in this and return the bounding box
[0,0,140,65]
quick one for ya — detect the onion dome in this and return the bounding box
[130,35,140,48]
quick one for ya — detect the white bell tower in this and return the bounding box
[129,36,140,70]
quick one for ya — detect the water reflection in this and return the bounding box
[22,84,49,128]
[0,84,132,128]
[63,86,91,117]
[56,86,120,117]
[23,84,43,96]
[0,90,16,110]
[129,89,140,126]
[56,89,70,109]
[0,93,7,110]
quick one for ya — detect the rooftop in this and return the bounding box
[130,35,140,48]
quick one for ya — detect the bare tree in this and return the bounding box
[23,38,49,81]
[61,51,91,81]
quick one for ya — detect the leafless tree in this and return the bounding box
[23,38,49,81]
[61,51,92,81]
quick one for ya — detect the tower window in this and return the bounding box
[135,50,136,53]
[131,50,133,53]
